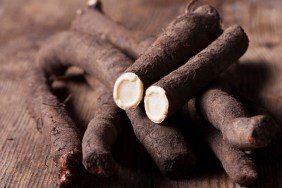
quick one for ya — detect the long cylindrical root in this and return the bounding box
[126,107,196,178]
[28,71,82,186]
[145,25,249,123]
[36,31,132,90]
[187,99,258,186]
[86,78,196,179]
[72,3,275,150]
[72,5,155,58]
[198,81,277,150]
[111,4,222,110]
[30,30,131,186]
[82,92,124,177]
[205,129,258,185]
[38,31,196,178]
[31,31,130,183]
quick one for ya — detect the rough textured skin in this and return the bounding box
[205,129,258,185]
[72,7,155,58]
[73,5,222,77]
[187,99,258,186]
[88,76,197,179]
[86,80,196,179]
[126,107,196,178]
[73,2,277,155]
[29,31,131,184]
[199,81,277,150]
[33,31,196,178]
[28,67,82,187]
[82,92,124,177]
[124,5,222,88]
[74,6,222,177]
[28,31,132,186]
[37,31,132,89]
[154,25,249,119]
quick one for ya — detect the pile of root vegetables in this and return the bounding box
[28,1,282,187]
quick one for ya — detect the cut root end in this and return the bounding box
[144,86,169,123]
[113,72,144,110]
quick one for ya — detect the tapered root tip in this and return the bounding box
[83,152,115,177]
[234,166,258,186]
[58,152,81,187]
[163,152,196,179]
[230,115,278,149]
[248,115,278,147]
[144,86,169,123]
[113,72,144,110]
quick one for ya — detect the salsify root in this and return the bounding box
[111,4,222,110]
[32,31,196,179]
[28,57,82,187]
[82,91,124,177]
[144,25,248,123]
[72,3,277,182]
[27,1,281,185]
[73,3,276,149]
[198,80,278,150]
[72,2,155,59]
[187,99,258,186]
[73,4,222,110]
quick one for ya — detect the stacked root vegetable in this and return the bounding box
[28,1,282,187]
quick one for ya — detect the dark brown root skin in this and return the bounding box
[86,77,197,179]
[198,81,278,150]
[72,7,155,58]
[126,107,196,179]
[58,151,82,187]
[123,5,222,89]
[71,7,262,178]
[36,31,132,89]
[82,92,124,177]
[83,151,115,177]
[32,31,130,183]
[28,68,82,187]
[37,31,196,178]
[73,4,222,89]
[151,25,249,120]
[73,3,261,148]
[72,3,276,164]
[72,5,228,177]
[206,129,258,185]
[187,99,258,186]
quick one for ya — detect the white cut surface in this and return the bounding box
[144,86,169,123]
[113,72,144,110]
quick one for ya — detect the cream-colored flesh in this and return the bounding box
[144,86,169,123]
[113,72,144,110]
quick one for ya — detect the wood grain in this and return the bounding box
[0,0,281,187]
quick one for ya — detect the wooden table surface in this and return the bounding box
[0,0,281,187]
